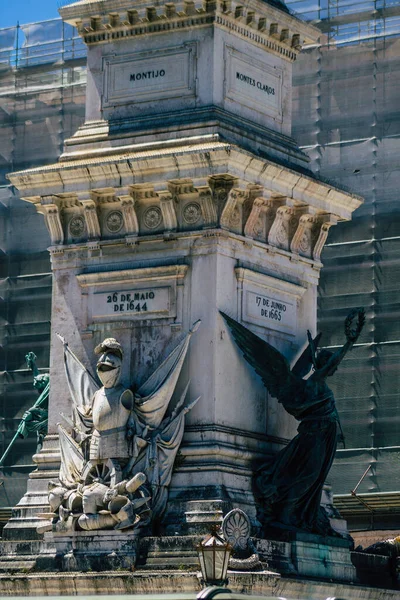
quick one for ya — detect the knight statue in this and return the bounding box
[37,322,200,535]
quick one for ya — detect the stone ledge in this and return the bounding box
[0,569,397,598]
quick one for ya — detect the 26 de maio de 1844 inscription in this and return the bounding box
[92,287,170,318]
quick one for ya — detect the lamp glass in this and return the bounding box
[197,531,232,585]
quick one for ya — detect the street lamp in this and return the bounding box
[197,527,232,587]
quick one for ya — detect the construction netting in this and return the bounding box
[288,0,400,45]
[289,0,400,497]
[0,19,86,508]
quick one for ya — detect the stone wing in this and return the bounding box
[220,311,297,402]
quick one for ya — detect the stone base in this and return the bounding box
[257,529,356,582]
[0,525,358,583]
[36,530,140,572]
[0,569,397,599]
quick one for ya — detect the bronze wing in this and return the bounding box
[291,332,322,378]
[220,311,300,403]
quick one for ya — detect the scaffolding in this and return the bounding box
[287,0,400,526]
[287,0,400,45]
[0,18,86,510]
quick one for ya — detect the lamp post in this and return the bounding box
[197,527,232,587]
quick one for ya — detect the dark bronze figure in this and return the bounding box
[221,308,365,536]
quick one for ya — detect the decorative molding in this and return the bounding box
[196,186,217,227]
[77,265,189,288]
[105,210,124,233]
[290,213,318,258]
[244,197,267,239]
[143,206,163,230]
[26,176,346,266]
[158,190,178,231]
[235,267,306,299]
[312,214,338,261]
[68,215,86,238]
[78,194,101,240]
[37,198,64,245]
[183,202,202,225]
[220,188,247,234]
[60,0,319,61]
[268,204,307,252]
[118,195,139,236]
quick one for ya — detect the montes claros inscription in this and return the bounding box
[225,46,282,119]
[236,72,275,96]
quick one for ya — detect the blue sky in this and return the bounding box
[0,0,61,29]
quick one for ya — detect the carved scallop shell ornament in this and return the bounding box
[222,508,251,551]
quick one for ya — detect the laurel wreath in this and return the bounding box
[344,307,365,342]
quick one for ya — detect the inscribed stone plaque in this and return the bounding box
[92,287,170,318]
[236,268,306,336]
[103,43,196,108]
[77,265,188,325]
[245,290,295,333]
[225,47,282,120]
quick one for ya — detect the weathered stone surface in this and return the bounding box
[0,569,397,599]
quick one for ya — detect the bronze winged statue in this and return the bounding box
[221,308,365,536]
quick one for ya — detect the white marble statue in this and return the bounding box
[38,323,200,534]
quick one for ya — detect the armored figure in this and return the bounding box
[89,339,134,461]
[38,323,200,534]
[222,309,365,536]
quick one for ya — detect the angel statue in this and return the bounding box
[221,308,365,536]
[37,322,200,535]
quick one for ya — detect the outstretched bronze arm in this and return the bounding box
[315,308,365,379]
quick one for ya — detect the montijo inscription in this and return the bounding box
[236,72,275,96]
[130,69,166,81]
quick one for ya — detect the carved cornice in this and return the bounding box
[60,0,319,61]
[26,178,341,264]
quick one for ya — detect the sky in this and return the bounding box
[0,0,62,29]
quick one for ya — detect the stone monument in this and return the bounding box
[1,0,366,590]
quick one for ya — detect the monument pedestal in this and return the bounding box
[36,530,139,572]
[2,0,367,590]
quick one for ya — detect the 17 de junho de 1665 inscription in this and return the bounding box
[246,291,294,332]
